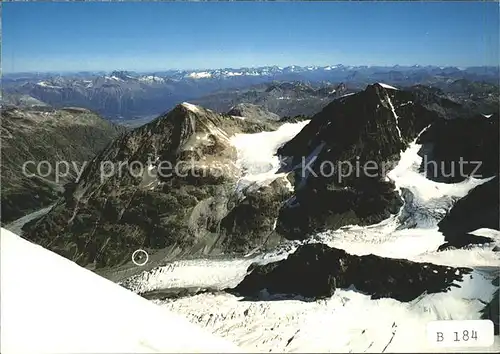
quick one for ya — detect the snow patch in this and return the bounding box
[468,228,500,240]
[230,120,310,191]
[338,92,356,99]
[387,142,493,203]
[378,82,399,90]
[122,258,256,294]
[181,102,201,113]
[385,94,403,139]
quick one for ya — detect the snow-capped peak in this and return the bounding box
[224,71,243,77]
[104,75,125,82]
[36,81,63,89]
[182,102,201,113]
[187,71,212,79]
[138,75,165,83]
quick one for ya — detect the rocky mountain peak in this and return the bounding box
[274,83,442,239]
[21,102,283,268]
[73,102,237,190]
[336,82,347,91]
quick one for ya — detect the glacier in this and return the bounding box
[119,135,499,352]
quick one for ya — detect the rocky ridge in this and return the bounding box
[231,243,472,302]
[1,106,124,224]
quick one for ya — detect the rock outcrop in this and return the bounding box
[438,175,499,249]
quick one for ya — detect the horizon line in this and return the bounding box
[4,63,499,75]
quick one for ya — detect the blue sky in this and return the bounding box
[3,1,499,73]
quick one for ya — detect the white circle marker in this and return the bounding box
[131,249,149,266]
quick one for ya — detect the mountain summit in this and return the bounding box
[22,102,294,269]
[275,83,467,238]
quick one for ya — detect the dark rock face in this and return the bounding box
[416,112,499,249]
[417,113,499,183]
[278,178,403,239]
[438,176,499,250]
[1,106,124,224]
[227,103,281,122]
[231,243,472,302]
[21,104,286,269]
[315,82,347,97]
[275,84,440,239]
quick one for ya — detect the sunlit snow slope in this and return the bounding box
[231,120,310,191]
[0,228,242,354]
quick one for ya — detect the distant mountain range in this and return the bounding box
[3,65,498,121]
